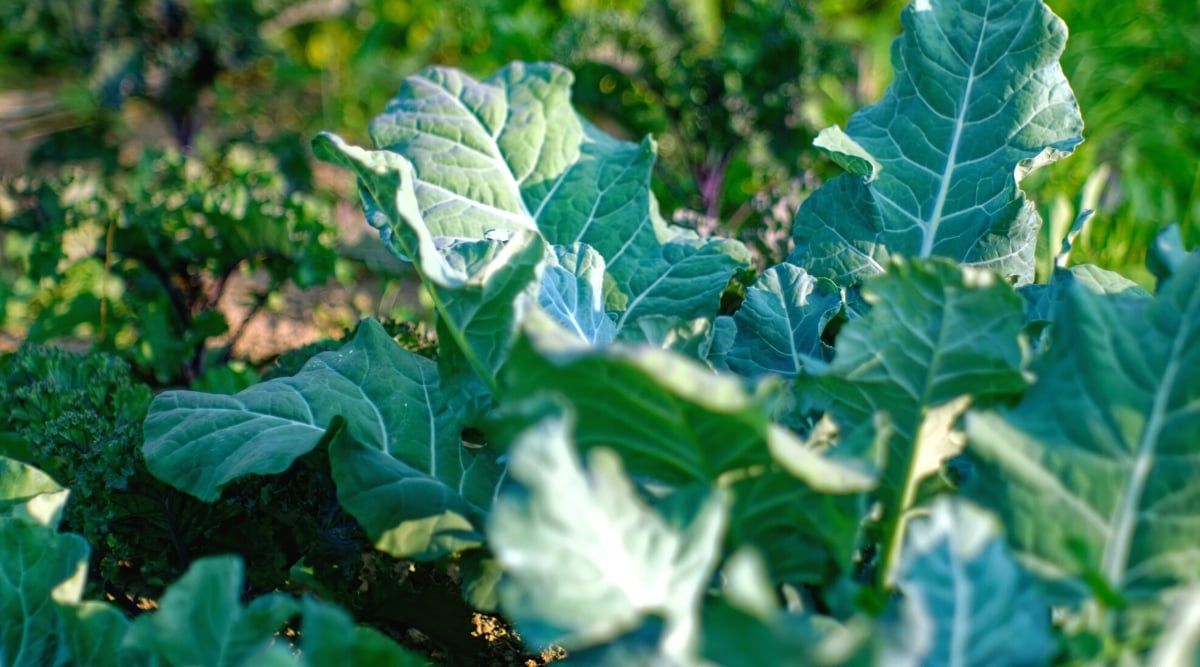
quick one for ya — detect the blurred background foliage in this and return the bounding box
[1,0,1198,374]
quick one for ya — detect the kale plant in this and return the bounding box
[1,142,339,385]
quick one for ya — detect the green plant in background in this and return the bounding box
[555,0,855,264]
[1019,0,1200,285]
[0,142,340,385]
[0,0,279,159]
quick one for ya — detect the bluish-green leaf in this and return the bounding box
[791,0,1083,286]
[328,422,499,559]
[503,308,782,485]
[881,498,1054,667]
[144,320,504,560]
[123,556,299,667]
[965,251,1200,605]
[1022,263,1151,324]
[807,259,1027,584]
[57,602,132,667]
[489,410,726,662]
[0,518,93,667]
[726,263,843,380]
[608,233,751,337]
[539,243,615,345]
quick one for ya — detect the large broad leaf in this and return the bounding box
[144,319,503,559]
[0,458,128,667]
[790,0,1083,286]
[965,251,1200,605]
[502,308,784,485]
[122,557,426,666]
[0,518,95,667]
[314,63,748,343]
[806,258,1027,584]
[880,497,1054,667]
[488,410,727,662]
[724,263,844,380]
[122,556,300,666]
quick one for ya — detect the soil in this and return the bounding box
[211,196,427,366]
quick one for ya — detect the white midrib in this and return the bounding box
[921,17,988,258]
[418,363,437,478]
[1102,295,1195,589]
[949,537,971,667]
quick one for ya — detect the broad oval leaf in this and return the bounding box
[790,0,1083,286]
[144,319,504,559]
[966,250,1200,604]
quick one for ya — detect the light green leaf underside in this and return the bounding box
[489,411,726,662]
[0,455,70,527]
[791,0,1082,286]
[881,497,1053,667]
[316,62,748,338]
[540,243,616,345]
[966,251,1200,603]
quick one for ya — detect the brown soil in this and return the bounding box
[212,197,426,365]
